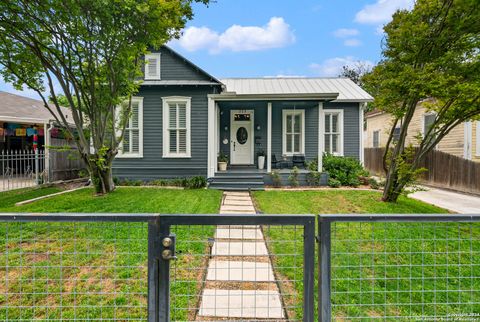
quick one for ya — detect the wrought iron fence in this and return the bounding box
[1,150,45,192]
[318,214,480,322]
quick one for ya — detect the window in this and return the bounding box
[373,130,380,148]
[162,97,191,158]
[118,97,143,158]
[393,127,401,142]
[144,53,161,80]
[282,110,305,155]
[423,113,436,138]
[324,110,343,155]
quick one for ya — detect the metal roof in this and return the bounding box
[0,91,74,124]
[219,78,373,102]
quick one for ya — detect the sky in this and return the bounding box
[0,0,414,99]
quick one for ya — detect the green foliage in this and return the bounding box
[270,171,282,187]
[368,177,380,190]
[327,178,341,188]
[0,0,210,194]
[323,154,367,187]
[288,166,300,187]
[305,158,318,172]
[362,0,480,202]
[306,171,321,186]
[116,176,207,189]
[218,151,229,163]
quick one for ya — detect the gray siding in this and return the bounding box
[142,47,215,82]
[324,102,360,159]
[112,86,217,180]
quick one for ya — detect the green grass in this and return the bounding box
[0,187,222,320]
[252,190,480,320]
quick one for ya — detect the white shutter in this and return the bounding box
[162,97,191,158]
[145,53,160,79]
[117,97,143,158]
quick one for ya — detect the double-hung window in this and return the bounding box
[282,110,305,155]
[118,97,143,158]
[324,110,343,155]
[144,53,161,80]
[162,97,191,158]
[373,130,380,148]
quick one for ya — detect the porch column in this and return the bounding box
[318,102,324,172]
[359,102,366,165]
[267,102,272,173]
[207,97,216,178]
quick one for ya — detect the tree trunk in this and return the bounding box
[382,167,401,202]
[87,156,115,195]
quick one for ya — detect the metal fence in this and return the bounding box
[319,214,480,322]
[0,213,315,322]
[1,150,45,192]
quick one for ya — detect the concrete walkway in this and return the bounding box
[196,191,285,320]
[410,186,480,214]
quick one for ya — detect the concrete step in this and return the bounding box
[206,260,274,282]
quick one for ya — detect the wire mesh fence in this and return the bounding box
[320,215,480,321]
[0,218,149,321]
[1,150,45,192]
[169,224,307,321]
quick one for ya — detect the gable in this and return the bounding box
[142,46,220,83]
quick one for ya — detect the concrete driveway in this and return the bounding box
[410,187,480,214]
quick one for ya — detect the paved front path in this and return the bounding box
[410,186,480,214]
[196,191,285,320]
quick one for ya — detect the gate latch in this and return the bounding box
[161,235,177,261]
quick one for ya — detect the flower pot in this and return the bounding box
[218,161,227,171]
[258,156,265,170]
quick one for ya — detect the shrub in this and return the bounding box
[184,176,207,189]
[369,177,380,190]
[288,166,299,187]
[328,178,341,188]
[323,154,367,187]
[307,171,321,186]
[305,158,318,172]
[271,171,282,187]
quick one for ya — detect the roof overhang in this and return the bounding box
[0,115,50,125]
[208,92,339,101]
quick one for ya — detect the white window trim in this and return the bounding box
[476,121,480,157]
[144,53,161,80]
[162,96,191,158]
[282,109,305,156]
[421,112,437,137]
[324,109,344,156]
[117,97,144,158]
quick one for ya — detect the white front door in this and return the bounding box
[230,110,254,165]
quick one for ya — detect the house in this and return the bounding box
[0,91,83,182]
[364,101,479,161]
[112,46,373,189]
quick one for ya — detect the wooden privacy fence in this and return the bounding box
[48,138,86,181]
[364,147,480,195]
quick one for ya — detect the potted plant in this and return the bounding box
[218,151,228,171]
[257,150,265,170]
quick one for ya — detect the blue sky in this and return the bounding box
[0,0,413,98]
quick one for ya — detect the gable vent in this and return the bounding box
[145,53,160,80]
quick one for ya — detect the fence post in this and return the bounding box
[148,218,161,322]
[318,217,331,322]
[157,219,171,322]
[35,149,39,184]
[304,218,316,322]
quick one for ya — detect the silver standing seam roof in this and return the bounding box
[219,78,373,102]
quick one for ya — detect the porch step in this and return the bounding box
[209,182,265,191]
[211,175,263,182]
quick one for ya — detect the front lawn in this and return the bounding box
[0,187,222,321]
[253,190,480,320]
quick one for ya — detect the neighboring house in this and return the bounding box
[0,92,83,181]
[112,46,373,189]
[364,102,479,161]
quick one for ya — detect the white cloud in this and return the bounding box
[333,28,359,38]
[354,0,414,24]
[174,17,295,54]
[310,57,374,77]
[343,39,362,47]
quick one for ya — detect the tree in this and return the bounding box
[0,0,209,194]
[338,62,372,88]
[363,0,480,202]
